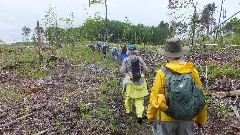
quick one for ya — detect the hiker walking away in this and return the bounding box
[102,43,107,58]
[120,44,128,61]
[96,42,102,54]
[120,44,149,124]
[112,45,118,59]
[147,38,207,135]
[117,45,122,59]
[88,44,95,52]
[106,45,110,58]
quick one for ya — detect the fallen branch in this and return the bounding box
[13,123,26,135]
[0,113,7,118]
[230,105,240,122]
[211,90,240,97]
[48,127,70,135]
[230,125,240,132]
[0,113,33,128]
[38,128,52,135]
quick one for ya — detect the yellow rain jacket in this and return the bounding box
[147,61,207,125]
[120,54,149,98]
[124,74,148,98]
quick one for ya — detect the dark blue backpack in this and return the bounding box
[130,57,141,82]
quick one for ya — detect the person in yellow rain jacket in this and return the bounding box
[147,38,207,135]
[120,44,149,124]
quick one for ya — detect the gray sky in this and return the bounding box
[0,0,240,43]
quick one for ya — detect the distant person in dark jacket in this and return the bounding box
[121,44,127,54]
[96,42,102,54]
[102,44,107,58]
[120,45,128,61]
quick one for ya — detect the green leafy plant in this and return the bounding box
[98,106,109,120]
[100,79,118,94]
[28,66,48,79]
[66,82,75,91]
[55,121,62,129]
[81,113,91,122]
[77,102,92,113]
[21,106,29,117]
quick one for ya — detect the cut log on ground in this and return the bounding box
[211,90,240,97]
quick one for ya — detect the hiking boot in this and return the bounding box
[142,114,148,120]
[137,117,142,124]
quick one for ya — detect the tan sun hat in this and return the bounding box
[160,38,190,58]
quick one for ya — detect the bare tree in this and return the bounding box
[37,20,43,63]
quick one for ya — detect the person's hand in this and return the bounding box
[152,94,169,111]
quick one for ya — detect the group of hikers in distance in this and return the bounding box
[90,38,207,135]
[89,41,128,61]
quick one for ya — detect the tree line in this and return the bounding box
[20,2,240,46]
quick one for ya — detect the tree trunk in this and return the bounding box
[105,0,108,42]
[37,20,43,64]
[191,3,197,47]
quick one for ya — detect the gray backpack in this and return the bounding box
[161,66,206,120]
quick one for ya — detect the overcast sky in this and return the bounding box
[0,0,240,43]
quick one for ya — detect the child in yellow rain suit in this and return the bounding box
[120,44,148,124]
[147,38,207,135]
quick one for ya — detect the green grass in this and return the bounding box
[206,62,240,79]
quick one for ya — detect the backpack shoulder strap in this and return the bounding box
[161,66,170,75]
[161,66,171,94]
